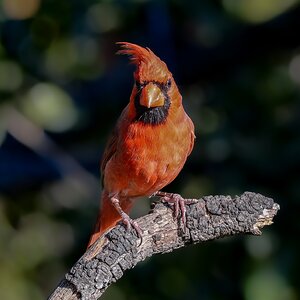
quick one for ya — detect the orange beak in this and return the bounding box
[139,82,165,108]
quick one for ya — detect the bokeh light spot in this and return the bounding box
[245,234,277,259]
[289,54,300,85]
[2,0,40,20]
[86,3,120,33]
[0,60,23,92]
[22,83,78,132]
[222,0,298,23]
[45,39,78,80]
[45,37,102,80]
[244,267,296,300]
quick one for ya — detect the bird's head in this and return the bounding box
[117,42,181,125]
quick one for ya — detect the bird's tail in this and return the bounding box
[87,191,133,248]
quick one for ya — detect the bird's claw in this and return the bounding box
[153,191,197,232]
[120,212,143,245]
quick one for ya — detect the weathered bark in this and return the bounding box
[48,192,279,300]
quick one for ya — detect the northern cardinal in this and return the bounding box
[88,42,195,247]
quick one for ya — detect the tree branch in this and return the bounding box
[48,192,279,300]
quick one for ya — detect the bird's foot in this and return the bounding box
[111,197,143,242]
[120,212,143,238]
[152,191,198,231]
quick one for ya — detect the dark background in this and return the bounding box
[0,0,299,299]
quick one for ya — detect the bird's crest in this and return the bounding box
[116,42,170,81]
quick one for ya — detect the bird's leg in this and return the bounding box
[110,196,143,239]
[152,191,198,230]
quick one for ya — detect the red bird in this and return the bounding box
[88,42,195,247]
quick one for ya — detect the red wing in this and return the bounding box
[100,127,118,187]
[100,106,129,186]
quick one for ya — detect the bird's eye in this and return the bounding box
[166,79,172,89]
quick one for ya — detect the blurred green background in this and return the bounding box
[0,0,299,299]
